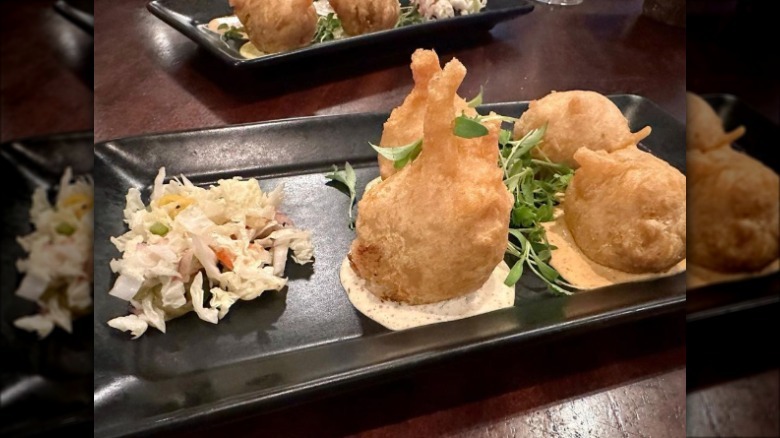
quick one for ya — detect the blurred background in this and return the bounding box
[1,1,94,436]
[686,0,780,437]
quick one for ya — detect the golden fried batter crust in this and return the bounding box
[231,0,317,53]
[564,147,686,273]
[329,0,400,36]
[378,49,475,180]
[350,56,512,304]
[689,146,779,272]
[514,90,651,168]
[687,92,745,152]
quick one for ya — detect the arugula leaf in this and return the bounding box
[369,139,422,169]
[498,129,512,147]
[499,123,574,294]
[325,162,357,229]
[467,86,484,108]
[453,116,489,138]
[313,13,343,43]
[396,5,425,27]
[221,25,246,42]
[504,259,525,287]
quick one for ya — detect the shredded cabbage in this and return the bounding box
[107,168,314,338]
[13,168,93,338]
[412,0,486,19]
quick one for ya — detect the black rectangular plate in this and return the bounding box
[1,132,94,437]
[93,95,686,438]
[146,0,534,68]
[54,0,94,33]
[686,94,780,321]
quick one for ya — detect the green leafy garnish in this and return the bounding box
[55,222,75,236]
[221,25,246,43]
[467,86,484,108]
[369,139,423,169]
[325,162,357,229]
[217,23,228,31]
[396,5,425,27]
[453,116,489,138]
[313,13,343,43]
[150,222,169,236]
[499,123,574,294]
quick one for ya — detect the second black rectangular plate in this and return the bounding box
[686,94,780,321]
[94,95,686,437]
[147,0,534,68]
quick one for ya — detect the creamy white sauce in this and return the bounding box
[543,208,686,290]
[687,260,779,288]
[239,42,265,59]
[206,16,245,35]
[340,258,515,331]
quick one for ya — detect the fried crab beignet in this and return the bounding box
[513,90,652,168]
[230,0,317,53]
[329,0,400,36]
[349,59,513,305]
[378,49,475,179]
[688,146,779,272]
[564,147,686,273]
[687,92,745,152]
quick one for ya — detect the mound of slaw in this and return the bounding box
[14,168,94,338]
[412,0,487,20]
[107,168,314,339]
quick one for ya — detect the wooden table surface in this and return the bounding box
[93,0,688,436]
[94,0,686,142]
[0,0,93,143]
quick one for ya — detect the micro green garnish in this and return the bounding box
[397,5,425,27]
[325,162,357,229]
[453,113,519,139]
[55,222,75,236]
[479,114,518,124]
[453,115,489,138]
[467,86,484,108]
[370,138,423,169]
[149,222,169,236]
[221,26,246,43]
[313,13,343,43]
[499,123,574,294]
[217,23,228,30]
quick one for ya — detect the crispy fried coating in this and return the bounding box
[564,147,686,273]
[350,58,513,305]
[378,49,475,179]
[513,90,651,168]
[689,146,779,272]
[329,0,400,36]
[231,0,317,53]
[686,92,745,152]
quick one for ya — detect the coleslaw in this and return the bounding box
[14,168,94,338]
[412,0,487,20]
[107,168,314,339]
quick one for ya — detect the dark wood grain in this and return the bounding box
[0,0,93,142]
[687,370,780,438]
[94,0,686,142]
[161,314,686,437]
